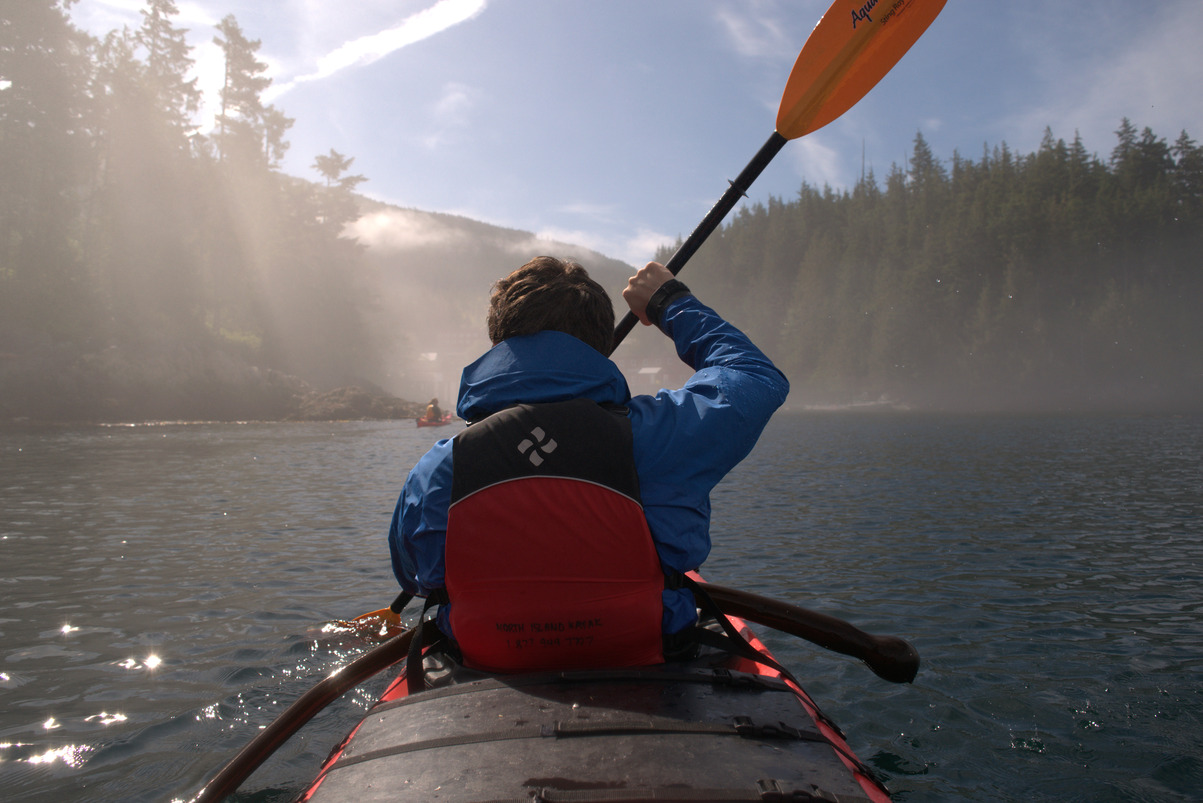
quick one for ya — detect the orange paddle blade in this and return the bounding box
[339,607,406,640]
[777,0,947,140]
[352,607,401,625]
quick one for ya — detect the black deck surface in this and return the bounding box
[306,665,873,803]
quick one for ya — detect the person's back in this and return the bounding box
[388,256,788,671]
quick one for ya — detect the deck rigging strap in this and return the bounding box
[365,665,791,719]
[477,779,874,802]
[325,714,826,772]
[684,577,890,797]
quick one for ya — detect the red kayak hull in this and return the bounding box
[300,605,890,802]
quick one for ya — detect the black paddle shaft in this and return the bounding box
[612,130,789,351]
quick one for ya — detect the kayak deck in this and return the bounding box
[303,637,885,802]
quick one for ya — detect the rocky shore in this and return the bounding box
[1,345,428,424]
[287,385,426,422]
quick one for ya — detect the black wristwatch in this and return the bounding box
[645,279,692,329]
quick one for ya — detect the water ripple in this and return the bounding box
[2,415,1201,801]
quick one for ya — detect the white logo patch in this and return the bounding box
[517,426,557,467]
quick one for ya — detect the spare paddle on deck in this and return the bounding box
[704,582,919,684]
[191,627,416,803]
[351,581,919,683]
[205,583,915,798]
[612,0,947,350]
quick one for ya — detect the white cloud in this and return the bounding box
[71,0,144,31]
[433,83,473,122]
[173,0,220,27]
[416,82,478,149]
[557,201,622,224]
[713,2,793,60]
[524,227,605,255]
[620,228,676,267]
[527,227,606,259]
[541,203,679,264]
[528,225,674,268]
[72,0,219,40]
[788,135,844,188]
[272,0,487,96]
[1007,2,1203,154]
[348,209,465,251]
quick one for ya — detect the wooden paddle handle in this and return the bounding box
[704,582,920,684]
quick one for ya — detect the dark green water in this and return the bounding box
[2,413,1200,801]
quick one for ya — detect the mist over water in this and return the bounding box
[2,412,1201,801]
[348,205,642,404]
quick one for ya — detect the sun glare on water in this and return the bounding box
[117,654,163,670]
[26,744,93,768]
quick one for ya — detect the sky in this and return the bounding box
[70,0,1203,267]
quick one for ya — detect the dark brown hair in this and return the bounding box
[487,256,614,355]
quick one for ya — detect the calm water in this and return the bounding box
[1,413,1201,802]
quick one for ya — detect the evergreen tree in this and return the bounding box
[681,119,1202,410]
[87,0,206,349]
[1170,131,1203,213]
[0,0,97,350]
[212,14,291,167]
[311,148,368,234]
[1110,118,1139,173]
[134,0,200,142]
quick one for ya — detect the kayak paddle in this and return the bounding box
[192,627,418,803]
[612,0,947,350]
[703,582,919,684]
[349,580,919,683]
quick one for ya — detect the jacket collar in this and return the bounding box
[456,331,631,422]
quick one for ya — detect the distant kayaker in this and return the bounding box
[388,256,788,672]
[423,398,442,422]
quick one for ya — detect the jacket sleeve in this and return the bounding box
[662,294,789,403]
[388,439,454,595]
[629,293,789,577]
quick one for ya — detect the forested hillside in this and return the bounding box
[3,1,383,421]
[4,1,1200,422]
[669,126,1203,411]
[0,1,638,423]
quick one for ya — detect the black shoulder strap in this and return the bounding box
[406,594,449,696]
[682,576,800,685]
[389,591,414,615]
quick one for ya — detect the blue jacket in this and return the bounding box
[388,293,789,634]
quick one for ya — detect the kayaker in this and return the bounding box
[388,256,788,672]
[423,398,442,422]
